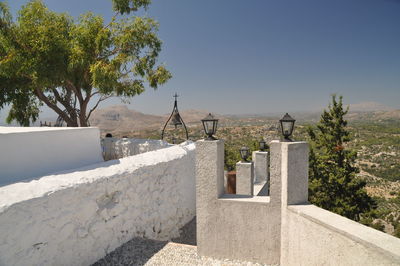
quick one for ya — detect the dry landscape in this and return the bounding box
[87,104,400,237]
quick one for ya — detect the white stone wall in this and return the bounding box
[197,140,400,265]
[282,205,400,266]
[196,140,281,265]
[0,142,196,266]
[0,127,103,186]
[102,138,172,161]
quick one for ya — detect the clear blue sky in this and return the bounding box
[4,0,400,116]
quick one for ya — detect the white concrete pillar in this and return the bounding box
[279,141,309,265]
[195,139,225,255]
[102,138,116,161]
[252,151,269,183]
[281,141,309,206]
[269,141,308,205]
[236,161,254,195]
[269,141,282,204]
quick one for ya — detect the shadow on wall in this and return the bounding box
[171,217,197,246]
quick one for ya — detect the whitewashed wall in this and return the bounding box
[102,138,172,161]
[281,205,400,266]
[0,142,196,266]
[0,127,103,186]
[196,140,400,265]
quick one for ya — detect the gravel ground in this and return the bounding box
[92,217,269,266]
[93,239,267,266]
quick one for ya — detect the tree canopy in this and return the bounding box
[0,0,171,126]
[307,95,375,221]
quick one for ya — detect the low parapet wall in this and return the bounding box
[282,204,400,266]
[196,140,281,264]
[102,138,172,161]
[0,127,103,186]
[196,139,400,265]
[0,142,196,266]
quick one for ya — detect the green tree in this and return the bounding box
[307,95,375,221]
[0,0,171,126]
[395,223,400,238]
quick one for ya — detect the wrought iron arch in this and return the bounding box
[161,93,189,140]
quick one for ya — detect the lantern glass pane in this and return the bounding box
[259,141,266,151]
[240,147,249,160]
[204,120,213,134]
[212,120,218,134]
[201,113,218,139]
[282,121,292,136]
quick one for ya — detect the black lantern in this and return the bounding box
[279,113,295,141]
[259,139,267,151]
[201,113,218,140]
[240,146,250,162]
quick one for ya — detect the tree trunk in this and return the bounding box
[79,98,89,127]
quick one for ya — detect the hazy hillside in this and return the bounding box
[347,101,394,112]
[89,105,230,135]
[2,101,397,130]
[89,105,165,133]
[85,104,400,135]
[346,109,400,121]
[178,109,214,124]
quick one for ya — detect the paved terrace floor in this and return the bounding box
[92,218,269,266]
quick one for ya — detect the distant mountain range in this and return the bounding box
[88,105,222,133]
[1,101,398,128]
[347,101,394,112]
[88,103,399,133]
[89,105,164,132]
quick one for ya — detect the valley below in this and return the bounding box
[41,104,400,237]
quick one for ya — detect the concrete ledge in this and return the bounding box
[288,204,400,261]
[254,181,268,196]
[219,194,270,204]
